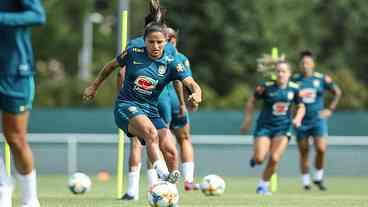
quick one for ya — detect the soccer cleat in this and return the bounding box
[303,185,311,191]
[0,185,13,207]
[249,158,256,168]
[167,170,181,184]
[184,181,200,191]
[313,180,327,191]
[256,186,271,195]
[120,193,138,201]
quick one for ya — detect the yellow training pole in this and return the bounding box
[270,47,278,193]
[5,143,11,176]
[116,10,128,199]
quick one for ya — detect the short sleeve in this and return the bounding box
[169,57,192,81]
[116,49,129,67]
[323,75,336,90]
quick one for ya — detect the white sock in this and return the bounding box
[314,169,324,181]
[302,173,311,186]
[152,160,169,180]
[182,162,194,183]
[127,164,141,197]
[17,170,38,204]
[147,169,158,187]
[258,179,269,189]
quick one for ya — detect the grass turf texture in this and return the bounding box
[11,176,368,207]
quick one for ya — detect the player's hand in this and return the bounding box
[83,85,98,101]
[188,93,201,111]
[292,118,302,128]
[319,109,332,119]
[179,104,187,116]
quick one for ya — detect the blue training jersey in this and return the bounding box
[255,81,302,127]
[292,72,336,124]
[115,46,192,118]
[159,52,192,100]
[0,0,46,76]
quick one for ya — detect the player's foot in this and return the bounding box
[303,185,311,191]
[184,181,200,191]
[121,193,138,201]
[256,186,271,195]
[0,185,13,207]
[21,199,40,207]
[167,170,181,184]
[249,158,256,168]
[313,180,327,191]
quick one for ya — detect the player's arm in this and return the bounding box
[0,0,46,27]
[321,75,342,118]
[181,77,202,111]
[240,85,263,134]
[173,80,187,115]
[83,59,120,101]
[116,66,126,94]
[292,103,305,128]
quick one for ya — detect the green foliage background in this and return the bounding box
[32,0,368,110]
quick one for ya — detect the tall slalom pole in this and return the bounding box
[270,47,279,193]
[5,142,11,176]
[116,0,129,199]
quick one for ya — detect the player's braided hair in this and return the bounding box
[144,0,168,27]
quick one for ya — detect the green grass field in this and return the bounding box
[11,176,368,207]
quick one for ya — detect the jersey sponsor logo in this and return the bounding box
[272,102,290,116]
[134,76,158,95]
[300,88,317,103]
[176,63,185,72]
[132,48,144,53]
[158,65,167,76]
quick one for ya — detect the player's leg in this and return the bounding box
[297,137,311,190]
[122,137,143,201]
[2,111,39,206]
[157,127,180,183]
[253,136,271,194]
[146,159,159,187]
[127,115,170,180]
[258,135,288,195]
[313,136,327,191]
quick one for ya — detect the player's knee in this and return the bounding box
[316,146,326,154]
[270,154,281,164]
[5,132,27,149]
[177,132,191,145]
[143,127,158,144]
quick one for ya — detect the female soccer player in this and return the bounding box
[0,0,46,206]
[240,61,305,195]
[83,23,202,187]
[292,50,341,191]
[158,28,198,191]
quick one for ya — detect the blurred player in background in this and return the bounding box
[0,0,46,206]
[240,61,305,195]
[292,50,341,191]
[83,21,202,196]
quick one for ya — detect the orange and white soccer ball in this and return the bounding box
[200,174,226,196]
[147,181,179,207]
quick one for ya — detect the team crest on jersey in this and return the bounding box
[158,65,167,76]
[287,92,294,100]
[134,76,158,95]
[313,80,320,88]
[176,63,185,72]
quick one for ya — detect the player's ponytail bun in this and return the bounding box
[144,0,167,27]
